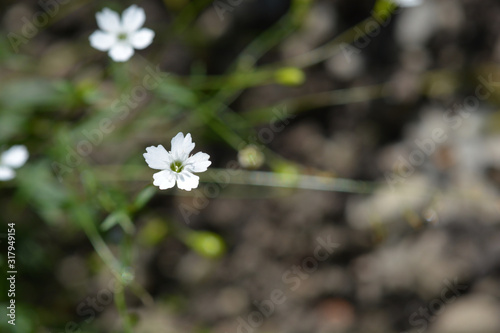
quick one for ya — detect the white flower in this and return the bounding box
[89,5,155,62]
[144,133,211,191]
[0,145,29,181]
[391,0,423,7]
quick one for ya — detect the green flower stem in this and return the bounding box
[166,2,394,85]
[90,165,378,194]
[110,61,131,91]
[189,82,385,172]
[263,8,397,70]
[183,0,310,131]
[183,70,274,90]
[242,83,386,124]
[172,0,309,162]
[168,0,214,34]
[231,0,311,71]
[76,208,123,277]
[114,281,133,333]
[37,0,92,28]
[73,203,150,329]
[206,169,378,194]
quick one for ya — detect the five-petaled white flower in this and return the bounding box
[89,5,155,62]
[0,145,29,181]
[144,133,211,191]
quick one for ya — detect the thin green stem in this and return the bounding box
[262,8,397,70]
[73,204,141,330]
[83,165,378,194]
[242,84,386,124]
[168,0,214,34]
[78,212,123,277]
[115,281,133,333]
[204,169,377,194]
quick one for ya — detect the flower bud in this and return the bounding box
[274,67,306,86]
[238,145,265,169]
[186,231,226,258]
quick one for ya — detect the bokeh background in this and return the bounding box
[1,0,500,332]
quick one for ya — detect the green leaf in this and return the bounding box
[130,186,156,212]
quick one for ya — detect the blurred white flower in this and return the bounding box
[144,133,211,191]
[0,145,29,181]
[392,0,423,7]
[89,5,155,62]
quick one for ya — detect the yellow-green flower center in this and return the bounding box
[170,161,184,173]
[118,33,128,41]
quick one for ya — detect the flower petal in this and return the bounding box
[184,152,211,173]
[153,170,176,190]
[96,8,122,33]
[108,43,134,62]
[176,171,199,191]
[144,145,172,170]
[170,132,195,161]
[1,145,28,169]
[121,5,146,32]
[89,30,116,51]
[130,28,154,50]
[0,166,15,181]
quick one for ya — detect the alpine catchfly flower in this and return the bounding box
[0,145,29,181]
[144,133,211,191]
[89,5,155,62]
